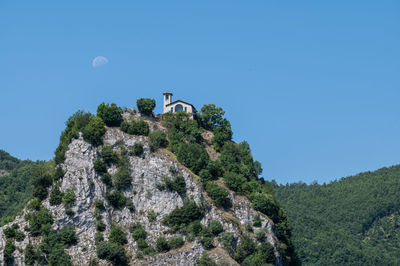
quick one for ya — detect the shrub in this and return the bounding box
[95,232,104,244]
[249,193,279,222]
[96,220,106,232]
[121,120,150,136]
[65,208,75,216]
[162,175,186,196]
[136,238,149,250]
[205,182,230,208]
[94,199,105,210]
[255,229,266,242]
[101,145,119,165]
[113,166,132,190]
[28,198,41,211]
[130,223,147,240]
[253,214,262,227]
[4,240,16,264]
[97,241,127,265]
[54,166,65,181]
[94,159,107,174]
[168,235,184,249]
[106,191,126,209]
[218,232,236,255]
[126,200,135,212]
[234,235,256,263]
[62,188,75,207]
[24,243,39,265]
[258,242,275,263]
[4,224,25,241]
[109,226,128,245]
[96,102,123,127]
[175,143,209,174]
[162,200,203,230]
[130,142,144,156]
[211,126,232,152]
[101,173,112,187]
[156,237,170,252]
[82,116,106,146]
[196,252,217,266]
[31,164,53,201]
[208,220,223,236]
[147,210,157,222]
[149,130,168,152]
[59,226,78,246]
[201,236,214,249]
[50,185,63,206]
[136,98,156,116]
[26,207,53,236]
[223,172,246,192]
[188,220,203,236]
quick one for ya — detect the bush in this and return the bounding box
[50,185,63,206]
[130,223,147,240]
[54,166,65,181]
[24,243,39,265]
[205,182,230,208]
[4,224,25,242]
[234,235,256,263]
[188,220,203,236]
[97,241,127,265]
[26,207,53,236]
[101,145,119,165]
[208,220,223,236]
[196,252,217,266]
[147,210,157,222]
[113,166,132,190]
[121,120,150,136]
[59,226,78,246]
[136,238,149,250]
[126,200,135,212]
[255,229,266,242]
[109,226,128,245]
[162,200,203,230]
[162,175,186,196]
[4,240,16,264]
[249,193,279,223]
[137,98,156,116]
[97,102,123,127]
[101,173,112,187]
[65,208,74,216]
[62,189,75,207]
[96,220,106,232]
[106,191,126,209]
[94,159,107,174]
[95,232,104,244]
[82,116,106,146]
[156,237,170,252]
[28,198,41,211]
[94,199,105,210]
[175,143,209,174]
[168,235,184,249]
[253,214,262,227]
[31,164,53,201]
[149,130,168,152]
[130,142,144,156]
[223,172,246,192]
[201,236,214,249]
[218,232,236,255]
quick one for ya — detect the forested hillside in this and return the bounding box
[274,165,400,265]
[0,150,37,225]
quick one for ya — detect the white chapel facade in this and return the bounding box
[163,92,197,115]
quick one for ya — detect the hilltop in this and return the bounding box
[0,101,296,265]
[274,165,400,265]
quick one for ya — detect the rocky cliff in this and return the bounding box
[0,110,284,265]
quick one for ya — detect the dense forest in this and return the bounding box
[274,165,400,265]
[0,150,38,225]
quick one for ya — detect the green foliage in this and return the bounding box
[275,164,400,266]
[49,184,63,206]
[188,220,203,236]
[28,198,41,211]
[253,214,262,227]
[234,235,256,263]
[94,199,104,210]
[149,130,168,152]
[96,102,123,127]
[0,149,20,171]
[101,145,119,166]
[54,111,92,164]
[24,243,39,265]
[62,188,75,207]
[109,225,128,245]
[136,98,156,116]
[94,158,107,174]
[113,166,132,190]
[95,232,104,244]
[0,158,36,224]
[26,207,53,236]
[162,200,203,230]
[147,210,157,222]
[168,235,184,249]
[130,142,144,156]
[255,229,266,242]
[175,143,209,174]
[218,232,236,255]
[4,240,16,264]
[249,193,279,223]
[196,252,217,266]
[100,173,112,187]
[96,220,106,232]
[223,172,246,192]
[106,191,126,209]
[31,163,53,201]
[156,237,170,252]
[4,224,24,241]
[208,220,223,236]
[121,119,150,136]
[82,116,106,146]
[201,235,214,249]
[97,241,128,265]
[161,174,186,196]
[205,182,230,208]
[54,166,65,181]
[130,223,147,240]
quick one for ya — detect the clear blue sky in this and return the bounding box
[1,1,399,184]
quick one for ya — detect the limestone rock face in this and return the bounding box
[0,124,282,265]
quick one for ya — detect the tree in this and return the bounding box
[82,116,106,146]
[205,182,230,208]
[137,98,156,116]
[97,102,123,127]
[149,130,168,152]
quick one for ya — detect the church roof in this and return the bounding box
[166,100,197,112]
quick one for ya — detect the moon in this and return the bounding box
[92,56,109,68]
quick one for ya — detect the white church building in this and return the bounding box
[163,92,197,115]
